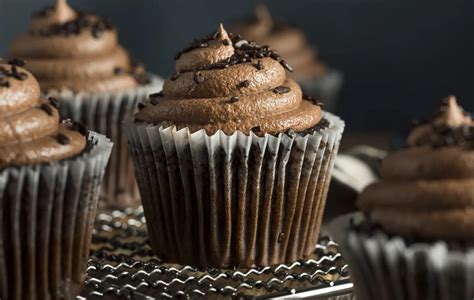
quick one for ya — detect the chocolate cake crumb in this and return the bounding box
[56,133,70,145]
[40,103,54,116]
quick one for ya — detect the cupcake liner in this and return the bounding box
[126,112,344,268]
[48,75,163,209]
[298,69,343,112]
[330,214,474,300]
[0,132,113,300]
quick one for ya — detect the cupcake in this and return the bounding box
[231,4,342,110]
[330,96,474,299]
[126,24,345,268]
[9,0,163,208]
[0,60,112,299]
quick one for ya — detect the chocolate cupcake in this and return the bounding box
[126,25,345,268]
[330,97,474,299]
[9,0,163,208]
[231,4,342,110]
[0,60,112,299]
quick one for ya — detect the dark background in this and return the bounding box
[1,0,473,131]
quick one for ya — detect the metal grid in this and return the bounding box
[78,207,353,299]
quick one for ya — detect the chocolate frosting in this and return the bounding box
[135,25,323,136]
[9,0,146,93]
[358,97,474,240]
[0,62,86,168]
[231,5,327,82]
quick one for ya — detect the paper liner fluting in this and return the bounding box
[298,69,343,112]
[0,132,112,300]
[126,112,344,268]
[48,75,163,209]
[329,214,474,300]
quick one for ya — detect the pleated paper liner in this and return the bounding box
[47,75,163,209]
[126,112,344,268]
[330,214,474,300]
[0,132,112,300]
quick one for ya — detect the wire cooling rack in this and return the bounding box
[78,207,354,299]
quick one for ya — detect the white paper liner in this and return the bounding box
[126,112,344,268]
[0,132,112,300]
[47,75,163,209]
[298,69,343,112]
[329,214,474,300]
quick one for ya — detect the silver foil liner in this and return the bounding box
[0,132,113,300]
[126,112,345,268]
[298,69,343,112]
[47,75,163,209]
[330,214,474,300]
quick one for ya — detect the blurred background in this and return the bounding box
[1,0,473,135]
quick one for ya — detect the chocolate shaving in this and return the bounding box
[40,103,54,116]
[149,92,163,98]
[8,58,26,67]
[56,133,70,145]
[48,97,61,109]
[228,96,239,103]
[272,86,291,94]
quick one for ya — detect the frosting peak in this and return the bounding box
[9,0,147,93]
[30,0,76,31]
[136,24,324,136]
[407,96,474,147]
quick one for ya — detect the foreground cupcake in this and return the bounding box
[0,60,112,299]
[331,97,474,299]
[9,0,162,208]
[127,24,345,268]
[231,5,342,109]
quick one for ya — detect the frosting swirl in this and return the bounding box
[358,96,474,240]
[135,25,323,135]
[9,0,148,93]
[231,5,327,82]
[0,61,86,168]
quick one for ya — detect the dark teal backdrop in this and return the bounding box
[1,0,473,131]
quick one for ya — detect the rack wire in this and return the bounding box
[78,207,353,299]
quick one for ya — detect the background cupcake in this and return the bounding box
[0,60,112,299]
[231,4,342,110]
[127,24,344,268]
[9,0,163,208]
[331,97,474,299]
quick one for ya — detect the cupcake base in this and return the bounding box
[330,214,474,300]
[49,75,163,209]
[0,133,112,300]
[127,112,344,268]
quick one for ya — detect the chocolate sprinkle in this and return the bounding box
[8,58,26,67]
[228,96,239,103]
[193,72,205,84]
[40,103,54,116]
[237,80,250,89]
[71,121,88,136]
[48,96,61,109]
[137,103,145,110]
[56,133,70,145]
[114,67,126,75]
[222,39,230,46]
[149,92,163,98]
[303,94,324,106]
[272,86,291,94]
[0,80,10,88]
[253,60,264,70]
[171,73,180,81]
